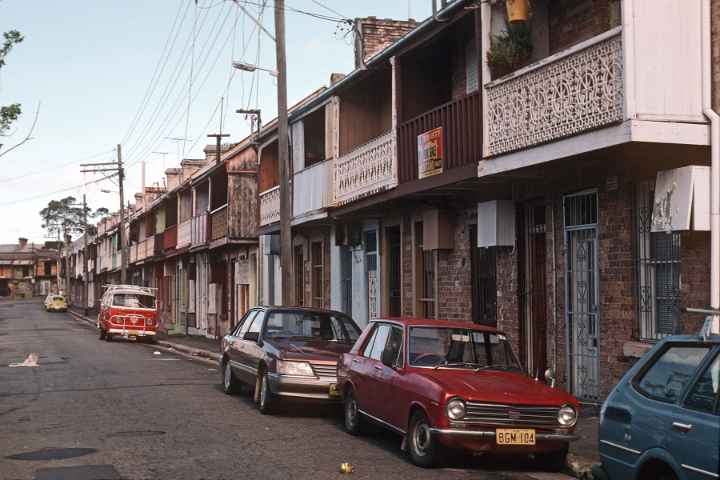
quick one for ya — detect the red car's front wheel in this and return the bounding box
[408,411,439,468]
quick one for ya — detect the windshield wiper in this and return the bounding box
[472,365,521,372]
[432,361,480,370]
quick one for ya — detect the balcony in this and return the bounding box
[145,235,155,259]
[259,186,280,226]
[163,224,177,251]
[210,205,228,241]
[484,0,705,158]
[129,244,137,264]
[486,30,623,157]
[111,252,117,270]
[154,233,163,257]
[191,213,208,247]
[333,131,395,206]
[397,91,481,183]
[293,161,332,221]
[177,219,191,248]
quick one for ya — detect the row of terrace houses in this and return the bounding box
[0,238,60,298]
[63,0,720,403]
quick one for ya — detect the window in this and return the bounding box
[369,325,391,361]
[112,293,155,309]
[636,346,710,403]
[362,325,379,357]
[44,261,52,276]
[22,266,30,277]
[386,326,404,367]
[233,310,256,336]
[263,310,360,344]
[685,353,720,414]
[637,181,681,340]
[415,222,436,318]
[294,245,304,306]
[311,241,323,308]
[245,311,265,337]
[237,310,258,337]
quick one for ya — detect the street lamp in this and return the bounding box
[232,61,278,77]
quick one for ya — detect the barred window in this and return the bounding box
[637,181,681,340]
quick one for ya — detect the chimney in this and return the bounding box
[354,17,417,68]
[203,143,233,163]
[18,237,28,249]
[165,168,181,191]
[180,158,207,182]
[134,193,144,211]
[330,72,346,85]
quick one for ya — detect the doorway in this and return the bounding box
[519,203,548,378]
[564,191,600,401]
[470,225,497,326]
[386,226,401,317]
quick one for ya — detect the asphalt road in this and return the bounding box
[0,300,567,480]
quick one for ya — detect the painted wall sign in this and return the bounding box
[418,127,444,179]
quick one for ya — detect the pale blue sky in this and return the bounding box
[0,0,431,243]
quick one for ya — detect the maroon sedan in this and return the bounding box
[337,318,580,469]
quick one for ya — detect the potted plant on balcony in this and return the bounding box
[486,21,533,80]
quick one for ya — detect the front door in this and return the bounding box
[470,225,497,326]
[365,230,379,322]
[564,191,600,401]
[386,226,401,317]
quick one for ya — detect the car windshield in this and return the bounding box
[52,296,64,301]
[263,311,360,344]
[112,293,155,309]
[409,327,520,371]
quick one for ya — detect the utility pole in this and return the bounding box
[117,144,127,284]
[82,194,89,315]
[236,109,262,146]
[64,230,71,304]
[207,133,230,164]
[275,0,292,305]
[80,145,126,285]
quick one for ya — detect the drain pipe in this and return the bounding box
[703,0,720,334]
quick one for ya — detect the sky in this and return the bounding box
[0,0,431,244]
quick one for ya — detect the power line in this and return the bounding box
[309,0,348,20]
[0,172,119,207]
[121,0,191,146]
[0,149,115,184]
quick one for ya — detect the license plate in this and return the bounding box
[125,330,140,336]
[496,429,536,445]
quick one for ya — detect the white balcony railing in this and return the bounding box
[293,160,332,220]
[486,29,623,157]
[129,244,137,264]
[145,235,155,258]
[333,131,396,206]
[177,219,192,248]
[260,186,280,226]
[191,213,208,246]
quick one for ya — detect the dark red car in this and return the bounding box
[337,318,580,469]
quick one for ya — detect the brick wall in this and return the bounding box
[548,0,618,54]
[436,207,473,321]
[401,215,414,317]
[355,17,417,68]
[496,247,520,353]
[680,231,711,333]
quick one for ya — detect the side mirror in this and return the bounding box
[544,368,556,388]
[243,331,260,343]
[381,347,396,368]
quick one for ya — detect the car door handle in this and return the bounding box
[352,359,360,364]
[374,365,383,370]
[672,422,693,433]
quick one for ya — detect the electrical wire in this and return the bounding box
[0,149,115,184]
[309,0,347,20]
[0,172,119,207]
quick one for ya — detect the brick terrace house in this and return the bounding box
[0,238,59,298]
[256,0,719,404]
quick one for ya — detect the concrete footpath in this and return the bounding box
[67,307,601,479]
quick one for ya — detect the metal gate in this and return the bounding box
[564,191,600,401]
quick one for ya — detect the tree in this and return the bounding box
[39,197,109,238]
[0,30,24,136]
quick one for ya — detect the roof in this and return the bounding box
[372,317,502,333]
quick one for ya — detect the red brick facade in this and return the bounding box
[355,17,417,68]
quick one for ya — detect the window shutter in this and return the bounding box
[291,120,305,173]
[324,97,340,160]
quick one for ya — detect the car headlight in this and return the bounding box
[276,360,315,377]
[446,398,466,420]
[558,405,577,427]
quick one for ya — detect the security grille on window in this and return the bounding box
[637,181,681,340]
[311,241,323,308]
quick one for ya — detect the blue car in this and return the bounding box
[598,334,719,480]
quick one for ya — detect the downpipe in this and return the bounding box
[703,0,720,334]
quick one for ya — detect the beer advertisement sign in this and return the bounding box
[418,127,444,179]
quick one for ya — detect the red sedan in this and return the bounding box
[337,318,579,469]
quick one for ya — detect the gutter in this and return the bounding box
[703,0,720,334]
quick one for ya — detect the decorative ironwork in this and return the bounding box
[487,33,624,156]
[334,131,396,206]
[636,181,681,340]
[564,192,600,402]
[259,186,280,226]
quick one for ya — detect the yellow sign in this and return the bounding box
[417,127,444,179]
[496,428,536,445]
